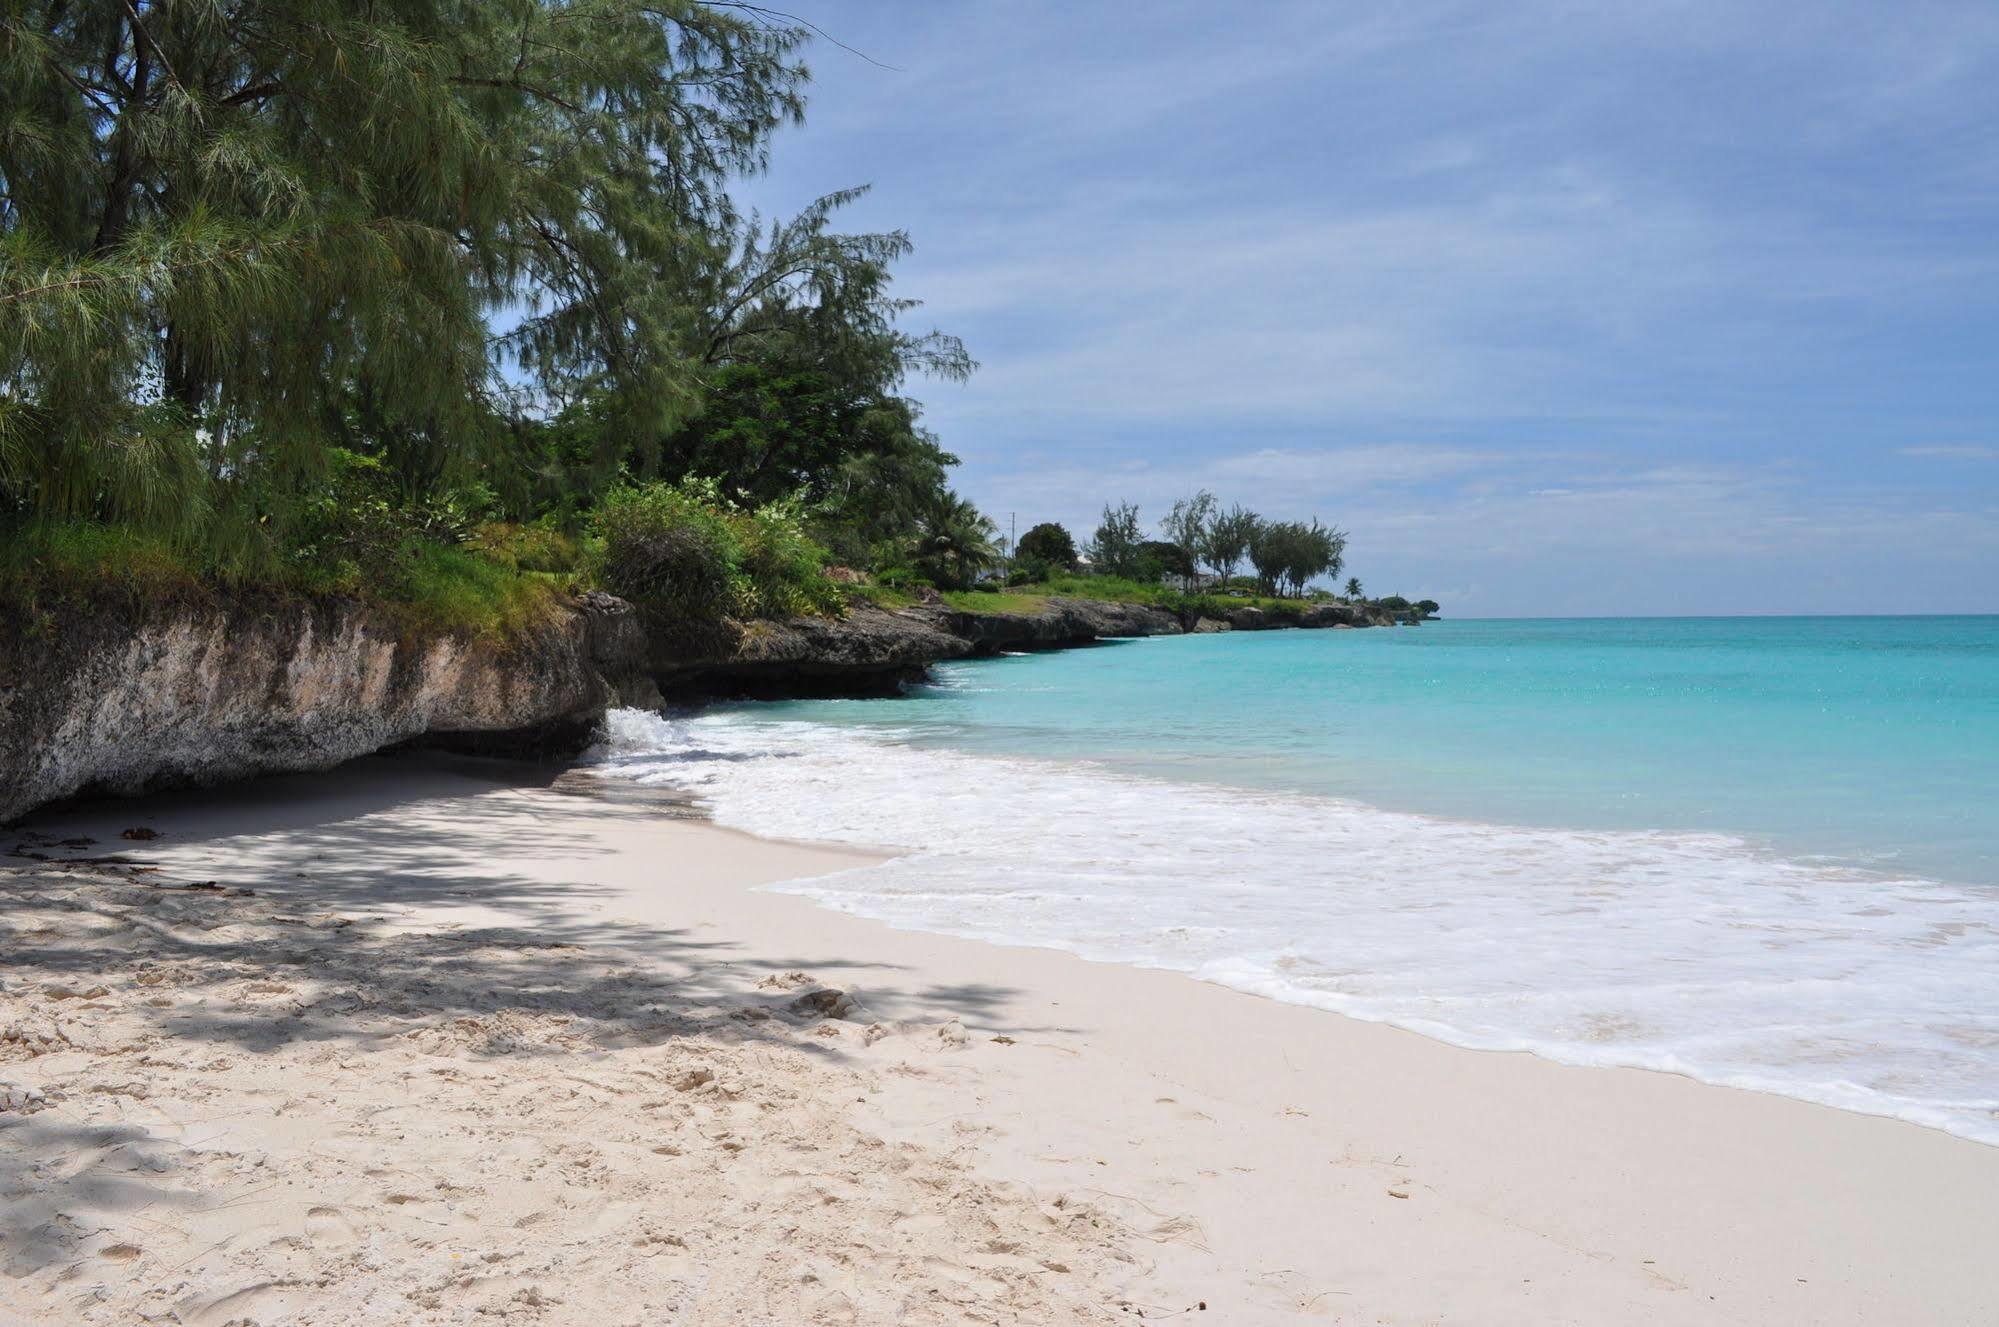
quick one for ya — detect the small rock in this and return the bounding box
[120,827,159,841]
[936,1020,969,1048]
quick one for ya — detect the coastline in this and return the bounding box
[6,755,1996,1324]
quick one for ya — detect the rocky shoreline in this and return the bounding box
[0,590,1394,822]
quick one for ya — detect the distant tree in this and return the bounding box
[1290,519,1346,599]
[1139,539,1195,584]
[1015,522,1078,579]
[912,490,998,588]
[1198,504,1259,593]
[1415,599,1440,619]
[1344,576,1364,601]
[1247,519,1290,596]
[1161,490,1217,591]
[1086,502,1144,577]
[1245,518,1345,597]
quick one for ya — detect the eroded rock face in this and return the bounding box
[0,594,651,822]
[2,585,1390,821]
[643,603,973,698]
[928,597,1185,654]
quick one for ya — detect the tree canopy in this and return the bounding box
[1,0,995,600]
[1014,521,1077,576]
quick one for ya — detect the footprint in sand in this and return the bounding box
[305,1206,361,1248]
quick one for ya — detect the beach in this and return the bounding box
[4,753,1996,1325]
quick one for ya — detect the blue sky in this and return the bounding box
[737,1,1999,615]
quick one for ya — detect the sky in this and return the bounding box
[734,1,1999,616]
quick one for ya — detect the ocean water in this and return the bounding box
[592,617,1999,1143]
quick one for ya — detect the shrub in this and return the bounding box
[591,480,842,625]
[591,483,739,623]
[736,500,843,618]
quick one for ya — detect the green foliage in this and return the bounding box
[1160,491,1217,590]
[940,590,1052,616]
[1139,539,1195,584]
[465,521,582,575]
[591,482,743,623]
[1086,502,1145,578]
[735,499,845,619]
[0,514,560,641]
[590,480,840,626]
[843,582,916,611]
[2,0,809,534]
[1247,518,1346,597]
[911,489,998,589]
[1014,521,1078,580]
[388,543,567,641]
[1006,574,1307,621]
[1198,503,1259,588]
[0,520,209,621]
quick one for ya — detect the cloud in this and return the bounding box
[750,1,1999,613]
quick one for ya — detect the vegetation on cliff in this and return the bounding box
[2,2,1426,634]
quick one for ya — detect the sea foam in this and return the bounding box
[593,706,1999,1145]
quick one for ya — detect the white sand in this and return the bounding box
[4,754,1997,1325]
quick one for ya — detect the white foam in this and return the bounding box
[592,707,1999,1145]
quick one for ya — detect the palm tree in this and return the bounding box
[913,490,998,588]
[1344,576,1364,601]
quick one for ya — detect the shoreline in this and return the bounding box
[6,753,1997,1323]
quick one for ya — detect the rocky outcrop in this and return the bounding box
[640,596,1184,698]
[0,592,652,822]
[645,603,973,698]
[2,584,1396,821]
[925,597,1185,654]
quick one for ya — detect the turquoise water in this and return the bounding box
[596,617,1999,1141]
[817,617,1999,886]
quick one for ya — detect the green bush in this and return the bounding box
[736,500,843,618]
[466,520,582,574]
[591,480,841,624]
[591,482,739,622]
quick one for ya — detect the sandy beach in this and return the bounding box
[4,754,1997,1325]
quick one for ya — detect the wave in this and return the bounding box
[591,707,1999,1145]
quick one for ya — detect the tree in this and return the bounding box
[1247,520,1291,596]
[1345,577,1364,601]
[1286,519,1346,598]
[1247,518,1346,596]
[1197,503,1258,593]
[1086,502,1144,578]
[1139,539,1195,584]
[1160,490,1217,590]
[1,0,808,563]
[1014,522,1078,578]
[912,490,997,589]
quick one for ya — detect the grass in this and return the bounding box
[843,583,916,611]
[385,543,569,641]
[0,522,213,627]
[939,590,1056,615]
[1,518,569,643]
[988,574,1320,621]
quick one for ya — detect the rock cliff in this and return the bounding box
[2,587,1389,820]
[0,592,651,822]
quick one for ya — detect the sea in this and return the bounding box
[591,616,1999,1144]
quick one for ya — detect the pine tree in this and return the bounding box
[1,0,806,560]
